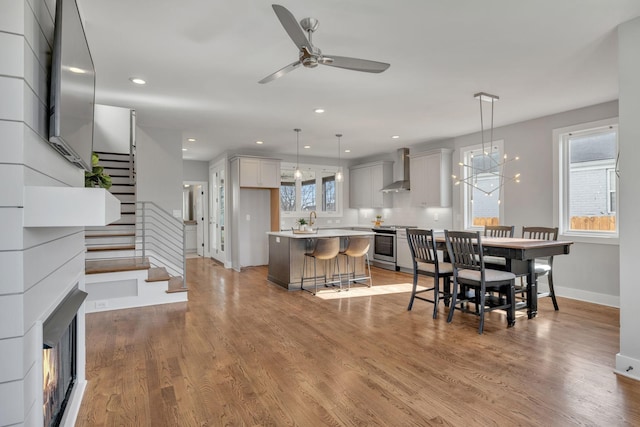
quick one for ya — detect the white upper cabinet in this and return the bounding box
[238,157,280,188]
[349,161,393,209]
[410,149,453,208]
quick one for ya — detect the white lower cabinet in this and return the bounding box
[396,229,413,272]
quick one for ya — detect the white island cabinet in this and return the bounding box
[410,148,453,208]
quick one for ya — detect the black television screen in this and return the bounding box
[49,0,96,172]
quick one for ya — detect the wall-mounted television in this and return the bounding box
[48,0,96,172]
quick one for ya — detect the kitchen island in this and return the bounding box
[267,229,374,290]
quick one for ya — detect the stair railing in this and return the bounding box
[136,201,186,288]
[129,109,137,185]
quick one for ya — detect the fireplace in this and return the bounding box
[42,288,87,427]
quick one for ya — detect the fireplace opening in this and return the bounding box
[42,288,87,427]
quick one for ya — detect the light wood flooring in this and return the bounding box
[76,257,640,426]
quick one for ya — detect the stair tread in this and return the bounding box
[87,245,135,252]
[86,232,135,238]
[85,257,150,274]
[166,276,188,293]
[146,267,171,282]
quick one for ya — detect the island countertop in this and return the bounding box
[267,229,374,239]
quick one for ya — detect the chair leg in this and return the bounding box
[432,275,440,319]
[548,271,559,311]
[301,255,307,291]
[408,268,418,311]
[313,257,318,295]
[477,289,486,334]
[365,254,372,287]
[447,279,459,324]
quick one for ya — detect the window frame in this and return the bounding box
[553,118,619,244]
[280,162,343,217]
[458,140,505,230]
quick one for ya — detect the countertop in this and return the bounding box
[267,229,374,239]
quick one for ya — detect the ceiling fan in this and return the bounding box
[259,4,390,84]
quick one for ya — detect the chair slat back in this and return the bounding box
[407,229,438,265]
[484,225,515,237]
[522,226,558,241]
[444,230,483,271]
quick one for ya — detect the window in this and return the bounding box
[459,141,505,229]
[280,163,342,216]
[322,174,336,212]
[558,121,618,237]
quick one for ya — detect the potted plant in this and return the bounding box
[84,152,112,189]
[297,217,308,231]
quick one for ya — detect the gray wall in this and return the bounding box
[447,101,619,304]
[136,125,183,214]
[183,159,209,182]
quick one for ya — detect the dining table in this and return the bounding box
[435,236,573,318]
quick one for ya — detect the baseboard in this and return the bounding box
[615,353,640,382]
[555,285,620,308]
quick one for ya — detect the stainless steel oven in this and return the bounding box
[372,228,398,270]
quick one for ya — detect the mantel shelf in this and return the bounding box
[23,186,121,227]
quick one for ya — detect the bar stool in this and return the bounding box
[301,237,342,295]
[339,236,372,290]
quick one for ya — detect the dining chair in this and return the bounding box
[484,225,515,237]
[339,236,372,290]
[444,230,516,334]
[406,229,453,319]
[482,225,515,270]
[520,226,560,310]
[301,237,342,295]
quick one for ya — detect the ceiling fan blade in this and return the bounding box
[272,4,311,50]
[258,60,302,84]
[321,55,390,73]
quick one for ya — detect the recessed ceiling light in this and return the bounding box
[256,140,264,145]
[345,149,351,153]
[184,184,190,188]
[314,108,325,113]
[304,145,311,149]
[182,148,187,151]
[129,77,146,85]
[391,135,400,139]
[69,67,86,74]
[187,138,196,142]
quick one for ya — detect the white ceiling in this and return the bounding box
[79,0,640,162]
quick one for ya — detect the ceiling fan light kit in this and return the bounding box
[259,4,390,84]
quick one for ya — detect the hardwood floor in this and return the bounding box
[77,257,640,426]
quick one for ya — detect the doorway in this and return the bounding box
[183,181,209,257]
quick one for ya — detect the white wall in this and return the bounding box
[93,104,131,154]
[617,16,640,381]
[0,0,87,425]
[136,125,183,214]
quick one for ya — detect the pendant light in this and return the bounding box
[294,128,302,181]
[335,133,343,182]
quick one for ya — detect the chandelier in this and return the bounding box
[452,92,520,204]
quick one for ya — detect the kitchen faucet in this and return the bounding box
[309,211,316,227]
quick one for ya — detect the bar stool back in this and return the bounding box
[301,237,341,295]
[340,236,372,290]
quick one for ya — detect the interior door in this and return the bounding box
[195,184,204,256]
[210,165,226,264]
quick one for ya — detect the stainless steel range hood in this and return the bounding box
[381,148,410,192]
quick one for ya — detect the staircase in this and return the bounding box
[84,151,188,313]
